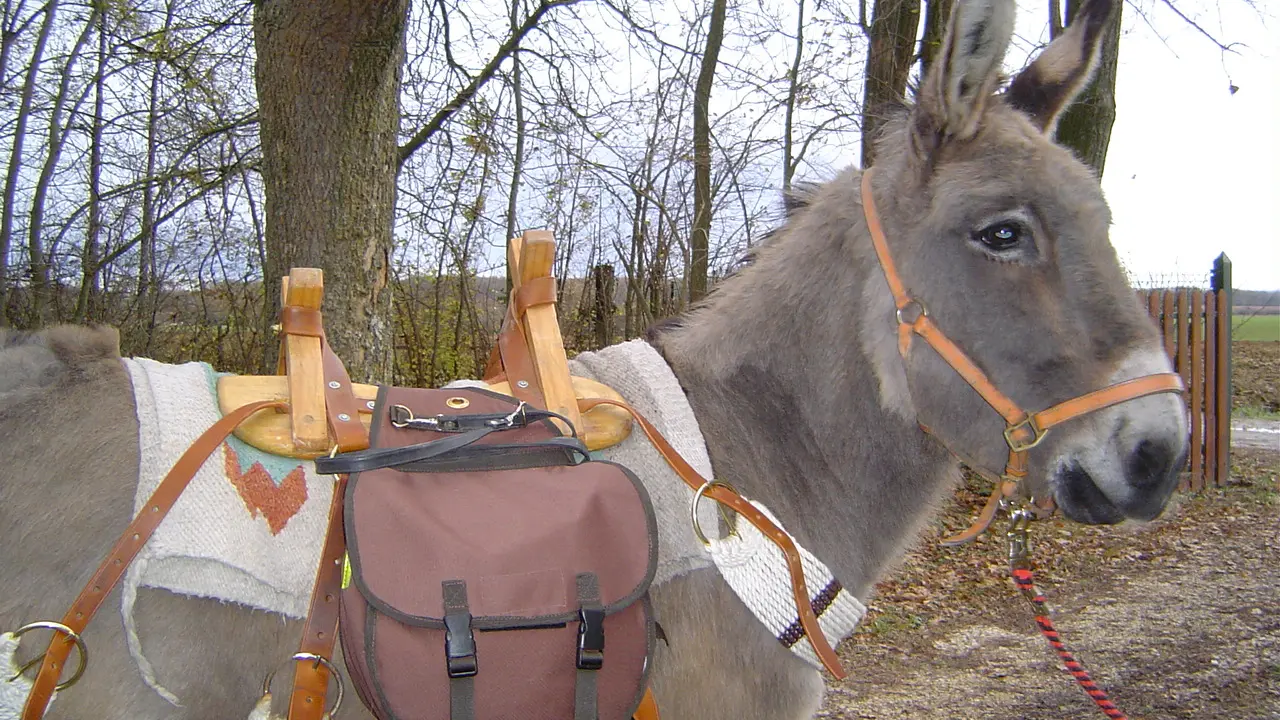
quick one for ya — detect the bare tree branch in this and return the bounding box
[398,0,582,166]
[1157,0,1241,54]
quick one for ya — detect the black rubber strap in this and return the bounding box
[443,580,476,720]
[315,427,494,474]
[574,572,603,720]
[318,433,593,475]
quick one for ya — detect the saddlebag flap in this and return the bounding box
[317,386,658,720]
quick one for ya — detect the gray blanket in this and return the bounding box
[568,339,719,587]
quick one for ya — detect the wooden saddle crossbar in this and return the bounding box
[218,232,635,456]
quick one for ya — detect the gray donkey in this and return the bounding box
[0,0,1187,717]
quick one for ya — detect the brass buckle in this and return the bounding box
[7,621,89,691]
[1003,416,1047,452]
[261,652,344,717]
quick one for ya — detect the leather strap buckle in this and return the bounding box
[576,608,605,670]
[1003,416,1047,453]
[444,611,478,678]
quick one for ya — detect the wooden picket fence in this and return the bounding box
[1136,283,1232,490]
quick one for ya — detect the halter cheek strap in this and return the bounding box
[859,170,1185,543]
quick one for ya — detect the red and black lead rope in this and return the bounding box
[1007,511,1128,720]
[1010,566,1128,720]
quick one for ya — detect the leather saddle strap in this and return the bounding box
[277,307,367,718]
[576,397,847,680]
[21,400,287,720]
[488,305,545,408]
[280,306,372,453]
[482,277,558,409]
[287,473,349,720]
[320,343,370,453]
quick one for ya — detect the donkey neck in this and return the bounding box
[652,177,958,600]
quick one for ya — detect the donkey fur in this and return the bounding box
[0,0,1187,717]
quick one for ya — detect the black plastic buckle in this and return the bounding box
[444,611,477,678]
[576,608,605,670]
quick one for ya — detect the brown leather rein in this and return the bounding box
[859,170,1185,544]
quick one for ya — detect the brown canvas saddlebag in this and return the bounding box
[314,385,658,720]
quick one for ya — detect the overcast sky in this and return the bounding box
[1055,0,1279,291]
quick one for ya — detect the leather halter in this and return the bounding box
[859,170,1184,543]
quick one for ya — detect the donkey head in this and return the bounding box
[863,0,1188,523]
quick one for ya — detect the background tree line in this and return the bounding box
[0,0,1222,385]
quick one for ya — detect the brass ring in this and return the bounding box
[690,481,740,546]
[9,621,89,690]
[261,652,344,716]
[445,397,470,409]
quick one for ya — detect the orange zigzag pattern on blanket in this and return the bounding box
[224,444,308,535]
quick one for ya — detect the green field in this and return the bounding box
[1233,314,1280,342]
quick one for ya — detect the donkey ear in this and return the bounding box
[913,0,1017,152]
[1006,0,1117,134]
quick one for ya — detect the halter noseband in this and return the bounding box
[859,170,1185,544]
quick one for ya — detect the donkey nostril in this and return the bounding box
[1126,438,1177,492]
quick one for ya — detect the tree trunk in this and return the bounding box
[1,0,58,323]
[1052,0,1120,177]
[136,0,176,351]
[254,0,408,382]
[647,224,667,318]
[592,263,615,350]
[29,5,96,324]
[861,0,921,168]
[690,0,727,303]
[503,0,526,296]
[782,0,806,191]
[624,186,643,338]
[75,6,108,322]
[919,0,954,78]
[1,0,32,95]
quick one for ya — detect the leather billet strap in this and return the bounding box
[19,400,288,720]
[287,472,349,720]
[274,305,367,719]
[576,397,848,680]
[279,306,372,453]
[859,170,1185,543]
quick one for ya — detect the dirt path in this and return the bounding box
[818,449,1280,720]
[1234,418,1280,452]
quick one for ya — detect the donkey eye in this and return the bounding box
[974,222,1025,251]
